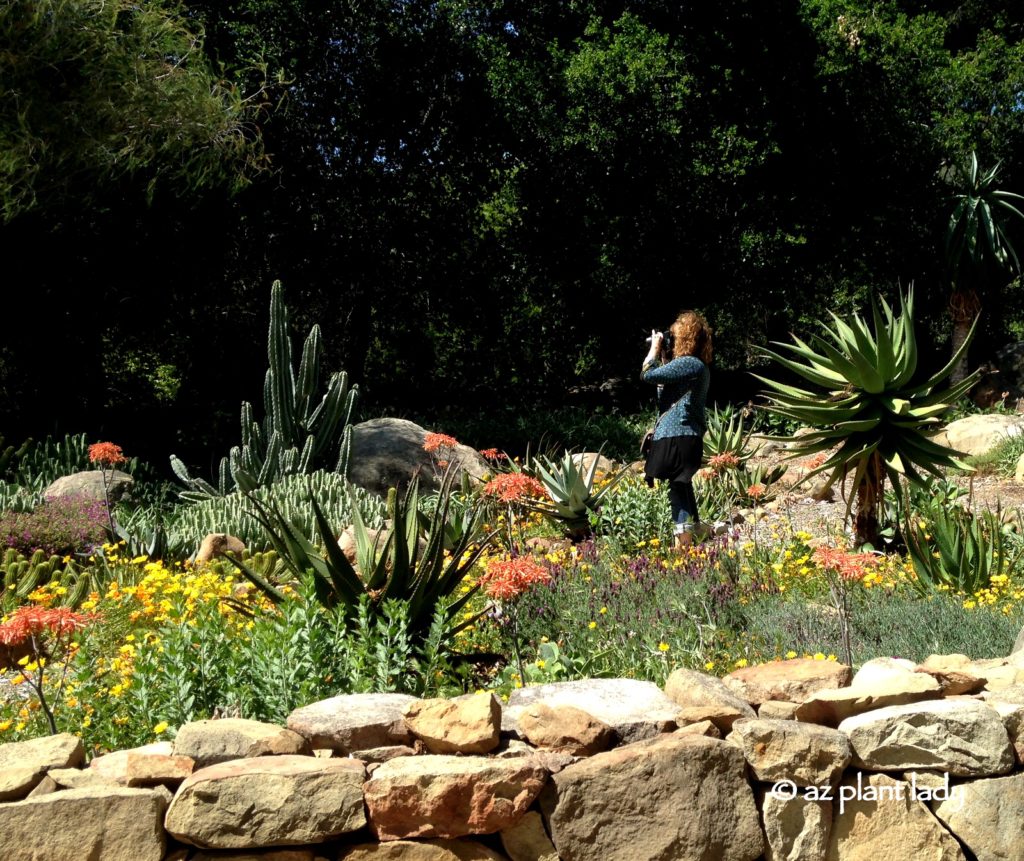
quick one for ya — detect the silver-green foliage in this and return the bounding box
[530,450,625,538]
[594,473,672,547]
[170,281,358,500]
[167,470,385,551]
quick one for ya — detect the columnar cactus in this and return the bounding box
[171,281,359,500]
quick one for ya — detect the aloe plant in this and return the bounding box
[755,288,979,547]
[228,467,497,642]
[529,450,625,540]
[703,404,751,463]
[171,281,358,500]
[904,503,1022,597]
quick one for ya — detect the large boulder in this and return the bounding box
[759,789,832,861]
[931,414,1024,458]
[541,733,764,861]
[90,741,193,787]
[44,469,134,503]
[0,732,84,800]
[347,418,490,496]
[0,785,167,861]
[165,755,366,849]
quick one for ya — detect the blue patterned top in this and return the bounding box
[641,356,710,439]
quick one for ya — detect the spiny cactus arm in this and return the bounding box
[297,435,316,474]
[267,281,298,447]
[295,324,323,428]
[335,426,353,477]
[257,434,283,486]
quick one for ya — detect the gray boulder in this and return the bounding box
[348,418,490,497]
[44,470,134,503]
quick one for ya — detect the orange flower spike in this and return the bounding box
[478,557,551,601]
[88,441,127,466]
[423,433,459,453]
[482,473,546,504]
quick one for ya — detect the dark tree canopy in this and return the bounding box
[2,0,1023,466]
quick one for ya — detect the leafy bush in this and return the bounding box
[593,473,672,548]
[0,496,108,555]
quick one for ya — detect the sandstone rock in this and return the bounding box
[0,786,166,861]
[986,701,1024,763]
[352,745,419,764]
[673,719,722,738]
[906,654,984,695]
[541,734,763,861]
[931,414,1024,458]
[287,693,417,753]
[724,658,852,706]
[165,755,366,849]
[730,718,851,787]
[172,718,308,768]
[340,841,508,860]
[794,668,941,725]
[48,766,120,790]
[759,789,831,861]
[403,693,501,754]
[90,741,193,786]
[190,852,322,861]
[195,533,246,563]
[501,810,559,861]
[826,773,966,861]
[570,452,616,478]
[503,678,682,743]
[930,771,1024,861]
[516,702,614,756]
[44,469,134,503]
[347,418,490,496]
[759,701,800,721]
[0,732,84,800]
[363,754,548,840]
[664,668,756,732]
[839,699,1013,777]
[26,774,58,797]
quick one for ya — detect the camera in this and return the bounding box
[646,330,674,355]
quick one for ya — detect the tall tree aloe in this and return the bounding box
[755,289,979,547]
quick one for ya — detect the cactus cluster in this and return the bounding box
[171,282,359,500]
[1,548,91,607]
[167,469,386,551]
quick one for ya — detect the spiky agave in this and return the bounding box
[754,288,979,547]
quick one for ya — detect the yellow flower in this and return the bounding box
[599,606,608,615]
[153,721,169,735]
[0,719,11,732]
[785,650,798,659]
[658,642,670,652]
[704,661,715,671]
[813,652,826,661]
[734,658,749,668]
[588,621,597,630]
[535,660,546,669]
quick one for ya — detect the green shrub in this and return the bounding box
[593,473,672,548]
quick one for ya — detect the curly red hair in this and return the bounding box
[669,311,713,364]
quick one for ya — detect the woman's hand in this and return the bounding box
[644,330,663,364]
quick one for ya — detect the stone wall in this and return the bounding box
[4,650,1024,860]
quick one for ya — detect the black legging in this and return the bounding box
[668,480,699,532]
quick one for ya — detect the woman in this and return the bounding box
[641,310,713,550]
